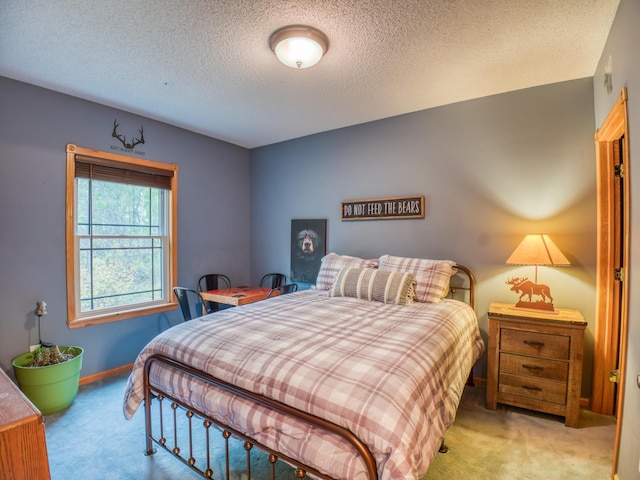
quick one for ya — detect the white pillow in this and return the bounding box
[378,255,455,303]
[328,267,416,305]
[315,253,379,290]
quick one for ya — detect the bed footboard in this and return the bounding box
[143,354,378,480]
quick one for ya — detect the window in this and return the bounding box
[65,144,178,327]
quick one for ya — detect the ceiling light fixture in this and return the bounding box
[269,25,329,69]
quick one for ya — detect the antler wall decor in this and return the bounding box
[112,119,145,149]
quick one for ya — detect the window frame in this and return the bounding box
[65,144,178,328]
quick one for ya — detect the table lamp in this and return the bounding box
[505,234,570,312]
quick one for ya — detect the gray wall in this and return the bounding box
[250,78,598,395]
[592,0,640,478]
[0,76,251,377]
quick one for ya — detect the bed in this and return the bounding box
[123,254,485,480]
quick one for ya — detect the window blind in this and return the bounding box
[75,154,173,190]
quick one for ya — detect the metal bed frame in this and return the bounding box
[142,264,476,479]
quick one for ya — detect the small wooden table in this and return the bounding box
[200,285,277,307]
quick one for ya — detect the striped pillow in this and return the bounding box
[315,253,379,290]
[378,255,455,303]
[328,267,416,305]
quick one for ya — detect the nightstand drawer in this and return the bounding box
[499,373,567,404]
[499,353,569,381]
[500,328,569,360]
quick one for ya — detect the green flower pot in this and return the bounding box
[12,346,83,415]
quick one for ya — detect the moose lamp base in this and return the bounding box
[506,276,559,314]
[511,301,559,314]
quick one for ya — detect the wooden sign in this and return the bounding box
[341,196,425,221]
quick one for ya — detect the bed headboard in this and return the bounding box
[447,264,475,309]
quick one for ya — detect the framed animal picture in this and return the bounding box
[291,219,327,284]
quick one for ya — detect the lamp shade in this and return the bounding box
[269,25,329,69]
[506,234,570,266]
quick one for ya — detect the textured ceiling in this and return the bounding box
[0,1,620,148]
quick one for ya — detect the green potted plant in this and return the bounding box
[11,301,83,415]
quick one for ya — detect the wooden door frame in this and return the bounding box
[593,87,630,477]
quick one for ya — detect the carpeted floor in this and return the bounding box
[44,372,615,479]
[423,386,615,480]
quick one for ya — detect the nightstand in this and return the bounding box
[486,302,587,427]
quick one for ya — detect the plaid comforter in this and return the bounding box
[123,290,484,480]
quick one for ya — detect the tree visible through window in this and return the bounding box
[65,144,178,327]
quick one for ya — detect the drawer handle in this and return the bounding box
[522,385,543,392]
[522,364,544,372]
[523,340,545,348]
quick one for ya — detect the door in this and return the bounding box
[592,137,624,415]
[592,87,630,476]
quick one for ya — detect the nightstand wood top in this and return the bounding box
[489,302,586,326]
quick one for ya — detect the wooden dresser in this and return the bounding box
[486,302,587,427]
[0,368,51,479]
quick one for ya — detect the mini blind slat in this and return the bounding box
[74,155,173,190]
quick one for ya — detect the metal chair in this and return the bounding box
[260,273,287,289]
[173,287,208,321]
[267,283,298,298]
[197,274,232,312]
[280,283,298,294]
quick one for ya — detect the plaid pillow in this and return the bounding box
[329,267,416,305]
[315,253,379,290]
[378,255,455,303]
